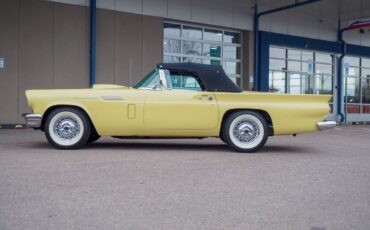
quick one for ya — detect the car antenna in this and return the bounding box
[129,58,133,87]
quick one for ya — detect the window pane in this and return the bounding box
[345,77,360,113]
[362,68,370,78]
[302,51,313,62]
[183,25,202,39]
[287,61,301,72]
[362,58,370,68]
[345,67,360,77]
[203,59,222,66]
[165,72,202,91]
[204,28,222,42]
[315,53,332,63]
[224,61,241,75]
[270,47,285,58]
[270,59,286,70]
[164,23,181,37]
[316,63,332,74]
[269,71,285,93]
[288,73,302,94]
[316,74,333,94]
[182,57,202,63]
[203,44,221,57]
[164,56,180,63]
[362,78,370,114]
[163,39,180,54]
[288,49,301,60]
[182,41,202,56]
[223,46,241,59]
[224,31,240,44]
[344,56,360,66]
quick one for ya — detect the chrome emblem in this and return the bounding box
[101,95,123,101]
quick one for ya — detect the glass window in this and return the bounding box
[269,47,285,58]
[163,22,242,86]
[270,59,286,70]
[316,63,332,74]
[315,53,332,63]
[203,44,221,57]
[164,23,181,37]
[224,61,241,75]
[344,56,360,67]
[269,71,285,93]
[288,73,302,94]
[164,70,202,91]
[224,31,240,44]
[182,41,202,56]
[345,77,361,113]
[163,39,180,54]
[301,51,313,62]
[134,69,160,89]
[288,50,301,60]
[362,68,370,78]
[204,29,222,42]
[288,61,301,72]
[362,58,370,68]
[182,25,202,39]
[164,56,180,63]
[223,46,241,59]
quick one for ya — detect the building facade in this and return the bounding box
[0,0,370,124]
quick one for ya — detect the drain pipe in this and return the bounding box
[253,0,322,91]
[89,0,96,86]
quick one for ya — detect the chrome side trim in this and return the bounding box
[24,114,42,129]
[101,95,123,101]
[317,121,336,130]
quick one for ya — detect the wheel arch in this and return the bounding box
[220,109,274,137]
[40,105,97,134]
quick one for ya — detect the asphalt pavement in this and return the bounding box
[0,126,370,230]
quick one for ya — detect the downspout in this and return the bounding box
[90,0,96,86]
[337,27,349,123]
[253,0,322,91]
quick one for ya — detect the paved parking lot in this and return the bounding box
[0,126,370,230]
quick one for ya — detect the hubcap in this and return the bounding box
[233,120,259,143]
[54,117,80,140]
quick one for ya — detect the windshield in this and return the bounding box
[134,69,160,89]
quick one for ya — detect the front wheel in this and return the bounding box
[45,108,91,149]
[223,111,268,153]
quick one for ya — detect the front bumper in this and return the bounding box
[23,114,42,129]
[317,121,336,130]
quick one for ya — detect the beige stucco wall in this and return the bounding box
[0,0,163,124]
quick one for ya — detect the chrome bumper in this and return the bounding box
[24,114,42,129]
[317,121,336,130]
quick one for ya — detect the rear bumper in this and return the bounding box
[23,114,42,129]
[317,121,336,130]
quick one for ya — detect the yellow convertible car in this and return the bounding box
[24,63,335,152]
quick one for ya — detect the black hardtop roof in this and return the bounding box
[157,63,241,93]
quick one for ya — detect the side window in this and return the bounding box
[163,70,202,91]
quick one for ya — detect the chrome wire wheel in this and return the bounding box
[224,111,268,152]
[48,111,85,147]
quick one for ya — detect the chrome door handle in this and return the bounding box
[207,95,213,101]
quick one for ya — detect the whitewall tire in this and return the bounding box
[45,108,91,149]
[223,111,268,153]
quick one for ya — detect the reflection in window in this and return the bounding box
[182,41,202,56]
[163,39,180,54]
[269,47,285,58]
[223,46,241,59]
[164,23,181,37]
[224,31,240,44]
[270,59,286,70]
[163,22,242,87]
[269,71,286,93]
[203,44,221,57]
[183,26,202,39]
[204,29,222,42]
[315,53,332,63]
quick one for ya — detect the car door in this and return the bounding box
[143,70,219,130]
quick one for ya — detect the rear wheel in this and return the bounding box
[45,108,91,149]
[223,111,268,153]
